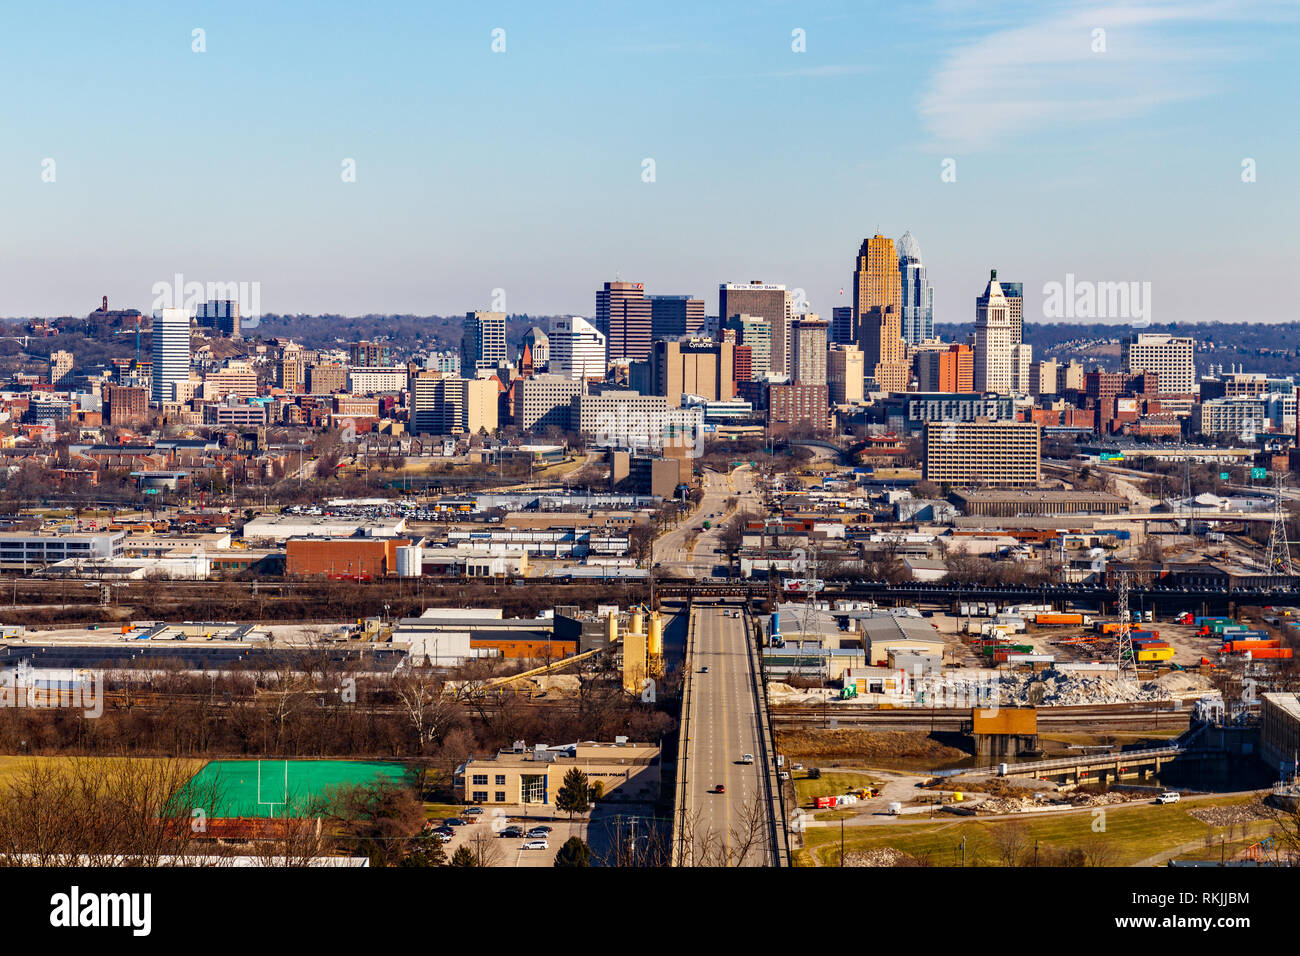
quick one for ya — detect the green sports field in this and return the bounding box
[181,760,416,818]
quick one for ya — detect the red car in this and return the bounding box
[713,784,726,794]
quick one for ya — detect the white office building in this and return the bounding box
[550,316,607,381]
[1122,334,1195,394]
[151,308,191,406]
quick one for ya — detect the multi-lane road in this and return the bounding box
[654,465,762,578]
[680,604,772,866]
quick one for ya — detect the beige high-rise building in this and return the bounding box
[412,374,498,435]
[923,421,1041,488]
[1122,334,1194,394]
[49,350,74,385]
[649,339,735,406]
[827,345,865,405]
[791,315,829,386]
[974,270,1014,394]
[1030,359,1059,396]
[853,235,908,391]
[1056,360,1085,392]
[1010,343,1033,394]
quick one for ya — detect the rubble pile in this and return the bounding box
[843,847,921,867]
[997,668,1198,706]
[1188,803,1270,826]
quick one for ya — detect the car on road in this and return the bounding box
[1158,791,1181,804]
[522,839,549,850]
[499,826,525,838]
[700,665,709,673]
[713,784,726,794]
[740,753,754,764]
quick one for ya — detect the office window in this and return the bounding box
[495,774,506,786]
[472,791,488,803]
[495,792,506,803]
[472,774,488,786]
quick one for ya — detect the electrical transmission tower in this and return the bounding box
[1268,475,1294,575]
[1115,571,1137,682]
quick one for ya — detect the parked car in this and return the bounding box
[462,807,484,816]
[499,826,524,838]
[526,827,551,838]
[1158,791,1181,804]
[522,839,549,850]
[443,817,469,827]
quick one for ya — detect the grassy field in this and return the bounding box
[794,793,1277,867]
[0,755,205,787]
[793,770,879,808]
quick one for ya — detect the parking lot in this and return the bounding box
[430,805,587,867]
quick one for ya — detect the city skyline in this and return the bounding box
[2,0,1297,324]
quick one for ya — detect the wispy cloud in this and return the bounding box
[918,0,1284,152]
[700,64,875,81]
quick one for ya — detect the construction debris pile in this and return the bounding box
[843,847,922,867]
[976,789,1143,815]
[1188,803,1270,827]
[997,667,1211,706]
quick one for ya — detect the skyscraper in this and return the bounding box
[897,231,934,345]
[151,308,190,406]
[791,315,829,386]
[974,270,1014,394]
[724,314,771,380]
[719,282,791,377]
[648,295,705,341]
[853,235,908,391]
[596,281,652,362]
[831,306,856,346]
[999,281,1023,344]
[549,316,607,381]
[461,311,507,373]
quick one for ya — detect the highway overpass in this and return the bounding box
[672,600,788,866]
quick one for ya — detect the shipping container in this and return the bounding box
[1034,613,1090,626]
[1135,648,1175,662]
[1242,647,1293,660]
[1130,630,1160,640]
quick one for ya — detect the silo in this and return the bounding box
[648,611,663,658]
[630,607,645,637]
[395,545,423,578]
[606,611,619,645]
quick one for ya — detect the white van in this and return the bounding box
[1158,791,1180,804]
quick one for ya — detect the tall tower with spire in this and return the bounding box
[897,231,933,345]
[854,235,908,391]
[974,269,1014,394]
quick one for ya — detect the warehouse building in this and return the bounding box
[953,490,1127,518]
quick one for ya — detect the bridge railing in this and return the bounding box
[742,605,790,867]
[670,596,695,867]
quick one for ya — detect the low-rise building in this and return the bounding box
[454,741,661,806]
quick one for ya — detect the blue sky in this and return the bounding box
[1,0,1297,325]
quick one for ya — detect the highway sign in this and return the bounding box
[1252,467,1268,480]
